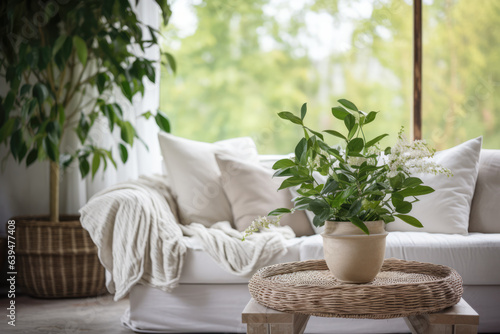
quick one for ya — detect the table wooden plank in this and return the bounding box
[247,323,268,334]
[244,298,478,334]
[242,298,310,334]
[405,299,479,334]
[242,298,294,324]
[428,298,479,325]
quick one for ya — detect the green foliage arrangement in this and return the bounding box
[0,0,175,222]
[265,100,451,234]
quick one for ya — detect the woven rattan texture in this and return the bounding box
[249,258,463,319]
[15,215,106,298]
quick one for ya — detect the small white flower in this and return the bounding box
[242,216,281,240]
[385,130,452,177]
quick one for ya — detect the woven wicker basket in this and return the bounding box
[249,259,463,319]
[14,215,106,298]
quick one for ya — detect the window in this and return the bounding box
[422,0,500,150]
[160,0,498,153]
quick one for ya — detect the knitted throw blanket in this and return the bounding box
[80,175,294,301]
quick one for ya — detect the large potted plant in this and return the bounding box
[245,100,451,283]
[0,0,174,297]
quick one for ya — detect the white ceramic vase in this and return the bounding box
[321,220,387,283]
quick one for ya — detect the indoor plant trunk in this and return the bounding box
[321,220,388,283]
[50,161,59,222]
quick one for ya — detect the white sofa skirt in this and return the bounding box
[123,283,500,333]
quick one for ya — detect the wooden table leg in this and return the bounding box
[242,298,310,334]
[404,298,479,334]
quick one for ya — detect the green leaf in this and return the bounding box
[113,103,124,117]
[300,103,307,120]
[347,199,362,217]
[347,123,358,140]
[331,106,350,120]
[44,136,59,162]
[312,215,327,227]
[273,167,296,177]
[364,111,377,124]
[96,73,109,94]
[73,36,88,66]
[323,130,346,141]
[119,143,128,163]
[10,130,22,160]
[155,110,170,132]
[349,216,369,234]
[105,150,117,169]
[52,35,67,56]
[33,83,49,110]
[17,142,28,162]
[338,99,358,111]
[120,121,135,145]
[381,215,395,223]
[268,208,291,216]
[0,118,16,144]
[346,138,364,153]
[26,148,38,167]
[20,84,32,96]
[321,178,338,194]
[79,156,90,178]
[278,176,310,190]
[164,52,176,73]
[141,111,153,120]
[307,128,324,140]
[272,158,296,169]
[308,198,331,215]
[389,173,404,189]
[278,111,303,125]
[396,214,423,228]
[293,197,313,207]
[392,198,412,214]
[91,153,101,178]
[403,177,424,188]
[398,185,435,197]
[144,61,156,82]
[56,37,73,69]
[60,154,74,168]
[58,105,65,127]
[294,138,307,162]
[120,80,133,102]
[366,134,389,148]
[344,114,356,131]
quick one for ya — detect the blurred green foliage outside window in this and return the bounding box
[159,0,499,153]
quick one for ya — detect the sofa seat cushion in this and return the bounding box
[179,236,304,284]
[300,232,500,285]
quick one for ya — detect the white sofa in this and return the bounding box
[117,144,500,334]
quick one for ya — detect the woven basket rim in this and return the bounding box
[249,259,463,319]
[10,215,81,227]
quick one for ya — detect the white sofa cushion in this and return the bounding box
[300,232,500,285]
[386,137,482,234]
[158,133,258,226]
[216,153,314,236]
[178,236,303,284]
[469,149,500,233]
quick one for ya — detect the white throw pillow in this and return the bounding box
[386,137,482,234]
[469,149,500,233]
[215,153,314,237]
[158,133,259,226]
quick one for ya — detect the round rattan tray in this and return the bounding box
[249,258,463,319]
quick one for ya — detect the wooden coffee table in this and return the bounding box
[242,297,479,334]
